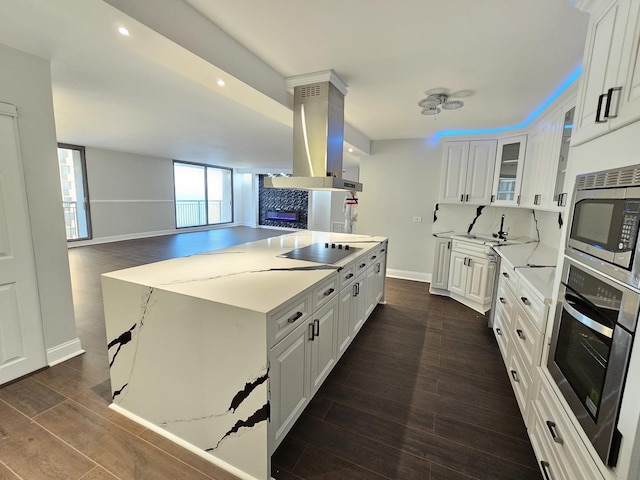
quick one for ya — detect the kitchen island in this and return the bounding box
[101,230,387,480]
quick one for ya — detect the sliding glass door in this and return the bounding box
[57,144,91,240]
[173,161,233,228]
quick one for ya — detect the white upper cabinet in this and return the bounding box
[440,140,496,204]
[573,0,640,145]
[491,135,527,206]
[520,96,576,211]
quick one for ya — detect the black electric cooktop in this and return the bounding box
[280,243,361,264]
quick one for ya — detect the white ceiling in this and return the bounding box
[0,0,589,170]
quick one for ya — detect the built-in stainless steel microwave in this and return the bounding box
[566,166,640,288]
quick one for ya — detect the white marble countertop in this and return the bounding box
[493,242,560,302]
[434,231,534,247]
[102,230,386,315]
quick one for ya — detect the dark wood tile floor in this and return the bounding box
[0,227,540,479]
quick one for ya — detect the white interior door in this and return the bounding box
[0,103,47,384]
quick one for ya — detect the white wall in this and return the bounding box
[0,43,80,359]
[85,147,175,240]
[358,138,442,281]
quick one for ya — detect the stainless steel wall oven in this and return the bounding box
[549,164,640,466]
[548,258,638,465]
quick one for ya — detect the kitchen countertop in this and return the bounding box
[493,242,560,302]
[103,230,386,314]
[434,231,535,246]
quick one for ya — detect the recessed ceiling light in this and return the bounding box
[348,148,353,153]
[217,79,225,87]
[118,26,130,36]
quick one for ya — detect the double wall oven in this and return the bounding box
[549,165,640,466]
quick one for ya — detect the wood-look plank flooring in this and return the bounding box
[0,227,540,479]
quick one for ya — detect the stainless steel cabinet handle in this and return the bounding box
[521,297,531,306]
[465,194,469,202]
[309,323,315,341]
[359,263,366,269]
[516,329,525,340]
[502,272,510,278]
[540,461,551,480]
[376,263,381,274]
[323,288,335,297]
[461,194,464,202]
[499,297,506,304]
[510,370,519,383]
[345,273,354,280]
[546,420,563,445]
[314,319,320,336]
[370,255,377,260]
[287,312,303,323]
[496,328,502,336]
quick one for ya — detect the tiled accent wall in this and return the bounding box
[258,175,308,229]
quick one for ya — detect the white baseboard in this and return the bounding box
[386,268,430,283]
[47,338,85,366]
[108,403,260,480]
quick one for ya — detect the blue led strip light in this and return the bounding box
[431,63,583,142]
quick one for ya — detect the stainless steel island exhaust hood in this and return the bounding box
[264,70,363,192]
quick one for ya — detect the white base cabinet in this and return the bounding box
[447,239,496,313]
[430,237,451,292]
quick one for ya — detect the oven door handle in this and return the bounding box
[563,300,614,338]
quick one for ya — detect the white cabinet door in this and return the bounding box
[612,1,640,130]
[519,128,543,209]
[466,256,493,305]
[430,238,451,290]
[574,0,633,144]
[337,285,354,359]
[269,320,311,447]
[440,142,469,203]
[440,141,496,204]
[447,251,467,296]
[492,135,527,206]
[465,140,497,204]
[350,271,367,335]
[0,106,47,385]
[309,297,338,394]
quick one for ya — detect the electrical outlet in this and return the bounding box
[412,216,422,222]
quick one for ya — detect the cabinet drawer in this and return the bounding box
[507,347,534,425]
[312,274,339,312]
[451,239,492,257]
[512,305,545,368]
[498,262,518,294]
[338,263,356,291]
[268,292,313,347]
[496,280,517,327]
[533,374,605,480]
[493,303,512,362]
[530,410,569,480]
[354,253,369,273]
[517,280,548,332]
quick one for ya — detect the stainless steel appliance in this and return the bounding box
[549,164,640,466]
[566,165,640,288]
[548,258,638,465]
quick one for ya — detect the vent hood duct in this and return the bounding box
[264,71,363,192]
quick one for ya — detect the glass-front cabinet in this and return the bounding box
[491,134,527,206]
